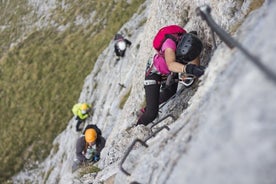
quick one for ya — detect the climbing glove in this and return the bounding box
[93,155,100,162]
[185,64,205,77]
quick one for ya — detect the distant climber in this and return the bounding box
[72,124,106,172]
[114,33,132,61]
[72,103,92,132]
[136,25,205,126]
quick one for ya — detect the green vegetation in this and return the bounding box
[43,166,55,184]
[248,0,265,11]
[79,165,101,176]
[119,88,132,109]
[0,0,145,182]
[0,0,32,57]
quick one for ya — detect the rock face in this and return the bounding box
[13,0,276,183]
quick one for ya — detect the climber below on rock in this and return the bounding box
[114,33,132,61]
[72,103,92,132]
[72,124,106,172]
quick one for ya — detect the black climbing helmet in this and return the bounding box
[176,33,203,64]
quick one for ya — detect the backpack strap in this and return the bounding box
[166,32,183,43]
[165,34,178,43]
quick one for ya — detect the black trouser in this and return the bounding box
[76,116,85,131]
[137,73,178,125]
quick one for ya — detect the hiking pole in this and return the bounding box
[211,28,217,49]
[196,5,276,85]
[118,54,126,88]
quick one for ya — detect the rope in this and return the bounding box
[196,5,276,85]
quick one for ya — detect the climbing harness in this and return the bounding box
[118,49,126,88]
[144,80,158,86]
[144,74,195,87]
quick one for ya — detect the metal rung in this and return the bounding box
[119,125,170,176]
[119,139,148,176]
[145,125,170,142]
[151,114,176,129]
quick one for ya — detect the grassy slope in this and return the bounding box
[0,0,145,182]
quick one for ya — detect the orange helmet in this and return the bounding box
[85,129,97,143]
